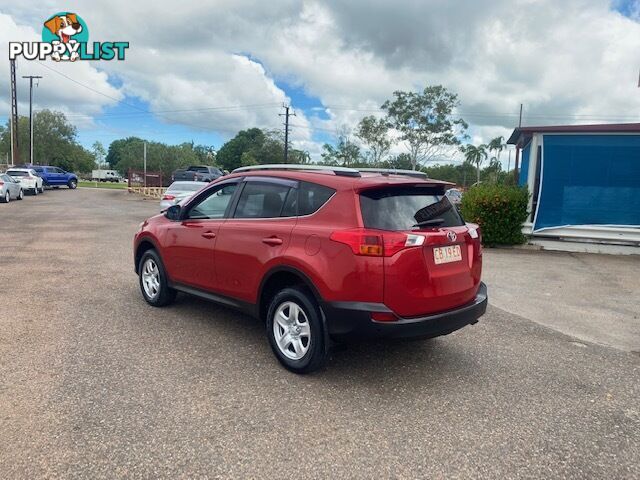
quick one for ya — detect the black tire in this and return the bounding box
[32,187,38,196]
[138,249,176,307]
[2,191,9,203]
[39,185,44,194]
[266,286,327,374]
[17,189,23,200]
[68,179,77,189]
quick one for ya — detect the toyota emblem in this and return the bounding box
[447,231,457,242]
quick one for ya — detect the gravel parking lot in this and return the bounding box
[1,188,639,479]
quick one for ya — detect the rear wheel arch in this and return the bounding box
[258,266,323,322]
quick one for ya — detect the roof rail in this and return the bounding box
[357,168,427,179]
[232,164,361,177]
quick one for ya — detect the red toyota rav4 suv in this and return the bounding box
[134,165,487,373]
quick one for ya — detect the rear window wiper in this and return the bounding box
[412,218,445,228]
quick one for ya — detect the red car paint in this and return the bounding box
[134,169,485,336]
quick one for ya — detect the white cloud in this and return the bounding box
[2,0,640,160]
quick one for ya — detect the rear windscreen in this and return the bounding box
[7,171,28,177]
[360,186,464,231]
[168,183,204,192]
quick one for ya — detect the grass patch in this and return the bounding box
[78,181,127,190]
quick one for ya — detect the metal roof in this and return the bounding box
[507,123,640,146]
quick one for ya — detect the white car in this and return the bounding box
[6,168,45,195]
[160,181,208,210]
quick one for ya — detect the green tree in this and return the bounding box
[460,143,488,185]
[106,137,141,168]
[216,128,266,171]
[382,85,467,170]
[487,136,506,183]
[355,115,391,165]
[216,128,308,171]
[193,144,216,164]
[0,110,94,172]
[92,141,106,169]
[379,153,413,170]
[321,127,361,167]
[423,163,460,184]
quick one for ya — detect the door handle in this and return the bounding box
[201,231,216,239]
[262,237,283,246]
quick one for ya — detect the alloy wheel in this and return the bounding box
[272,301,311,360]
[141,258,161,299]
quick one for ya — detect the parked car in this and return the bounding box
[6,168,45,195]
[0,173,24,202]
[160,181,207,210]
[92,169,121,182]
[172,165,223,182]
[31,166,78,189]
[445,187,463,206]
[134,166,487,373]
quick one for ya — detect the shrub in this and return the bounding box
[460,184,529,246]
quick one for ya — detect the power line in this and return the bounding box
[49,103,281,119]
[31,61,640,138]
[35,61,277,133]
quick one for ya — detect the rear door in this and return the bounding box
[359,185,482,317]
[215,177,298,303]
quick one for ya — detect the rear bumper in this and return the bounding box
[322,282,487,341]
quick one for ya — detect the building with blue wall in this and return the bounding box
[507,124,640,249]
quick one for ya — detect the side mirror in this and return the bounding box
[165,204,181,220]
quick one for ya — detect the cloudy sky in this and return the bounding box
[1,0,640,164]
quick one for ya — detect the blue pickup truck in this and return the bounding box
[31,166,78,189]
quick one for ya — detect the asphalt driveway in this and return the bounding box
[0,188,638,479]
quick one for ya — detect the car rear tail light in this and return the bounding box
[467,225,482,256]
[162,194,176,200]
[330,229,425,257]
[0,181,3,185]
[370,311,399,322]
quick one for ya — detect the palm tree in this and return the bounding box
[460,144,488,184]
[487,136,505,163]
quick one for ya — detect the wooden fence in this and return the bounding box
[128,186,165,199]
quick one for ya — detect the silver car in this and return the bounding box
[0,173,24,203]
[160,181,208,210]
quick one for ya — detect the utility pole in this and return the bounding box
[22,75,42,166]
[513,103,524,184]
[279,104,295,163]
[518,103,523,128]
[143,141,147,187]
[9,59,19,165]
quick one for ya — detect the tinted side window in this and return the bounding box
[187,184,237,219]
[298,181,335,216]
[234,182,292,218]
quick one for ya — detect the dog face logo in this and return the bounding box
[44,14,83,43]
[42,12,88,62]
[9,13,128,63]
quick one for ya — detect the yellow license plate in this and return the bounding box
[433,245,462,264]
